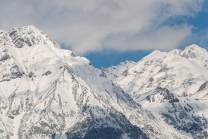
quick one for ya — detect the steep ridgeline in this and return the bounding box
[136,87,208,139]
[115,45,208,97]
[101,60,136,81]
[113,45,208,138]
[171,44,208,70]
[191,81,208,99]
[0,26,188,139]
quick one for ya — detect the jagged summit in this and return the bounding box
[11,25,40,32]
[9,25,46,40]
[110,45,208,138]
[184,44,205,51]
[0,25,60,49]
[0,25,190,139]
[170,44,208,59]
[115,44,208,97]
[181,44,207,58]
[1,25,208,139]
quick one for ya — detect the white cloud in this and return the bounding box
[102,25,193,51]
[0,0,204,55]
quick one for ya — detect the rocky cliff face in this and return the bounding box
[0,26,189,139]
[137,87,208,138]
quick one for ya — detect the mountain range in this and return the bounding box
[0,25,208,139]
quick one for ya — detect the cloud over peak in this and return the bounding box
[0,0,204,55]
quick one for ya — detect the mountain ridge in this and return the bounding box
[109,44,208,138]
[0,25,190,139]
[2,25,208,138]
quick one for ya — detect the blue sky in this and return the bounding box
[0,0,208,68]
[86,0,208,68]
[84,50,152,68]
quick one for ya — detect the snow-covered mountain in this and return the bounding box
[113,44,208,138]
[0,26,190,139]
[115,45,208,97]
[191,81,208,99]
[171,44,208,70]
[101,60,136,81]
[136,87,208,138]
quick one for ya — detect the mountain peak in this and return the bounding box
[10,25,43,35]
[181,44,207,58]
[6,25,60,49]
[21,25,38,30]
[184,44,202,50]
[119,60,136,66]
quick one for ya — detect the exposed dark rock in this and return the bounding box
[28,72,34,78]
[197,81,208,92]
[14,38,25,48]
[100,71,106,78]
[145,87,179,103]
[157,87,179,102]
[65,105,149,139]
[42,71,52,76]
[161,112,203,136]
[0,54,10,61]
[65,118,149,139]
[10,65,23,79]
[71,52,75,57]
[8,115,14,119]
[122,70,128,76]
[149,77,154,82]
[9,30,17,37]
[83,127,123,139]
[158,66,169,72]
[25,38,32,46]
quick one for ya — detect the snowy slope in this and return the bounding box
[101,60,136,81]
[191,81,208,99]
[112,45,208,138]
[0,26,189,139]
[171,44,208,70]
[115,46,208,97]
[137,87,208,138]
